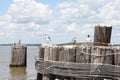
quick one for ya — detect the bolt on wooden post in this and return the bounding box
[10,44,27,67]
[94,25,112,46]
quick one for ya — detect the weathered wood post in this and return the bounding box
[56,46,76,80]
[10,44,27,67]
[39,46,44,60]
[93,25,113,80]
[113,46,120,66]
[42,46,57,80]
[94,25,112,46]
[76,46,92,80]
[91,47,114,80]
[36,46,45,80]
[66,47,76,80]
[37,46,50,80]
[113,46,120,80]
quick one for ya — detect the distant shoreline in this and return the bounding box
[0,44,41,46]
[0,44,119,46]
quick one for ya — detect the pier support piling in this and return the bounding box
[10,44,27,67]
[94,25,112,46]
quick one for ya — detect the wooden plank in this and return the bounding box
[37,46,120,79]
[35,60,120,79]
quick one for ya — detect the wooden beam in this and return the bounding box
[35,60,120,79]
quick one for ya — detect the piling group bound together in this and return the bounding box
[9,25,120,80]
[36,45,120,80]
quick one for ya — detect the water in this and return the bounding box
[0,46,39,80]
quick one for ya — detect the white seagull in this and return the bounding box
[45,34,51,44]
[86,34,91,42]
[72,37,77,44]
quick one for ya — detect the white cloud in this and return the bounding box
[7,0,52,24]
[57,2,74,8]
[0,0,53,43]
[88,0,120,26]
[0,0,120,44]
[0,32,4,36]
[66,23,77,32]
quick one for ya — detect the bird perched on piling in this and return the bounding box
[45,33,51,44]
[86,34,91,42]
[18,40,21,44]
[72,37,77,44]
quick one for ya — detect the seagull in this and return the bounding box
[45,34,51,44]
[86,34,91,42]
[18,40,21,44]
[72,37,77,44]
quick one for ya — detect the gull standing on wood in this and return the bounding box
[45,34,51,44]
[72,37,77,44]
[18,40,21,44]
[86,34,91,42]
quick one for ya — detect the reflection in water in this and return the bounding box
[9,67,26,80]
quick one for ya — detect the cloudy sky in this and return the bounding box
[0,0,120,44]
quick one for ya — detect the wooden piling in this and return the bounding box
[91,47,115,80]
[36,45,120,80]
[10,44,27,67]
[94,25,112,46]
[65,47,76,80]
[52,47,59,61]
[93,25,113,79]
[103,48,114,65]
[38,46,50,80]
[63,47,76,62]
[57,46,75,80]
[58,47,65,61]
[76,46,92,80]
[43,46,57,80]
[39,46,44,60]
[113,47,120,66]
[76,46,91,63]
[37,46,45,80]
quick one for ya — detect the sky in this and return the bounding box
[0,0,120,44]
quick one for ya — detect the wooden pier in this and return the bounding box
[35,45,120,80]
[35,25,120,80]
